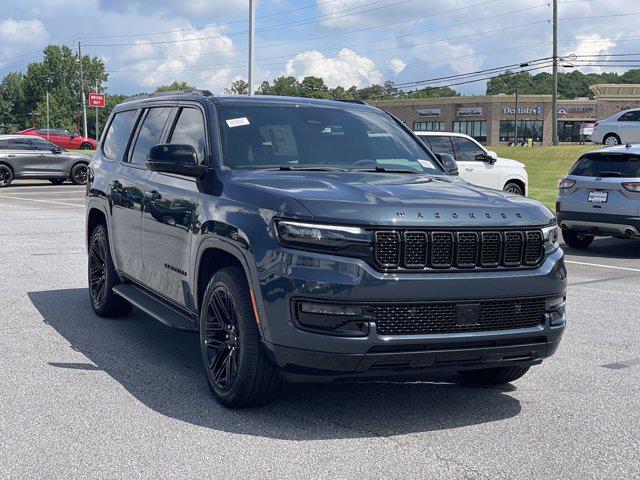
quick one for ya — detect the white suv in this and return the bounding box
[415,131,528,195]
[591,108,640,146]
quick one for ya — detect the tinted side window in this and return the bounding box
[8,138,33,150]
[102,110,136,160]
[426,135,456,159]
[168,108,206,164]
[0,139,8,149]
[129,107,172,166]
[31,138,56,150]
[618,111,640,122]
[454,137,485,162]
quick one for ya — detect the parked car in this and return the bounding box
[0,135,92,187]
[86,91,566,408]
[16,128,96,150]
[591,108,640,146]
[414,131,528,195]
[557,144,640,248]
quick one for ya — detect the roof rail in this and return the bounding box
[334,99,368,105]
[124,89,215,102]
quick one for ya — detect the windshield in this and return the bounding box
[216,104,442,173]
[570,152,640,177]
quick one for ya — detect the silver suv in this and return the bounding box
[0,134,92,187]
[556,145,640,249]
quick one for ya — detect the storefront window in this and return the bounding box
[413,121,444,131]
[558,121,582,142]
[452,121,487,143]
[499,120,543,143]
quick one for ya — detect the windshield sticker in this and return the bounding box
[226,117,250,128]
[417,159,433,168]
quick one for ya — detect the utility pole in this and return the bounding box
[78,41,88,138]
[248,0,255,96]
[46,92,50,140]
[551,0,559,146]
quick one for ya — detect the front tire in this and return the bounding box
[503,181,524,195]
[603,133,621,146]
[70,163,88,185]
[562,229,594,249]
[80,142,94,150]
[0,164,13,187]
[200,267,281,408]
[458,366,530,385]
[88,225,133,317]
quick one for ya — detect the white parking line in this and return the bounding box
[566,260,640,273]
[0,194,84,207]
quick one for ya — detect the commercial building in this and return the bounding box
[370,84,640,146]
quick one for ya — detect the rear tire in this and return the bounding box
[603,133,621,146]
[88,224,133,318]
[80,142,94,150]
[200,267,281,408]
[49,178,65,185]
[70,163,88,185]
[503,181,524,195]
[0,164,13,187]
[562,229,594,249]
[458,366,530,385]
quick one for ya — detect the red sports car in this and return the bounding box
[16,128,96,150]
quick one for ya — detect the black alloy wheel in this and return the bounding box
[200,267,281,408]
[0,164,13,187]
[204,285,241,391]
[503,181,524,195]
[71,163,88,185]
[80,143,94,150]
[89,230,108,309]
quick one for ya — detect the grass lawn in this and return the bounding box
[489,145,600,209]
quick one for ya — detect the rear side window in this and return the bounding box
[168,108,207,164]
[426,135,456,159]
[102,110,136,160]
[570,153,640,178]
[7,138,33,150]
[618,111,640,122]
[0,139,8,149]
[129,107,172,166]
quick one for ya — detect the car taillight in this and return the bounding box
[622,182,640,192]
[555,200,561,213]
[558,178,576,189]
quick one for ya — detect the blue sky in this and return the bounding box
[0,0,633,95]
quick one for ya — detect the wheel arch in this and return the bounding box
[87,206,107,246]
[503,177,527,196]
[0,161,14,173]
[603,132,621,144]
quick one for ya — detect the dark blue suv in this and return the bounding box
[86,91,566,408]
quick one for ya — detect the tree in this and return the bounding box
[299,76,330,98]
[155,81,194,92]
[224,79,249,95]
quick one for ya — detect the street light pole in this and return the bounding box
[78,41,88,138]
[248,0,255,96]
[46,92,50,140]
[95,80,99,141]
[552,0,559,146]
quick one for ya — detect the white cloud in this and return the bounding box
[389,58,406,75]
[284,48,381,88]
[411,40,483,75]
[563,34,615,73]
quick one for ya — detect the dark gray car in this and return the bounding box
[0,134,92,187]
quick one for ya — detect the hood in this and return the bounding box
[496,156,525,169]
[231,170,553,227]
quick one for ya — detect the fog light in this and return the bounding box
[295,301,370,337]
[545,295,566,325]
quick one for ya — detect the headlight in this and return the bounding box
[276,220,372,254]
[542,223,559,255]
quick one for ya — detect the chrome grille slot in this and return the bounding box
[480,231,502,267]
[374,231,400,268]
[503,231,524,266]
[524,230,544,265]
[403,231,428,268]
[456,232,479,268]
[430,232,454,268]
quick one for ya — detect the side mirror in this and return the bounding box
[436,153,458,176]
[146,144,207,178]
[486,150,498,164]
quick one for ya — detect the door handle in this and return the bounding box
[465,168,474,172]
[144,190,161,200]
[7,154,15,157]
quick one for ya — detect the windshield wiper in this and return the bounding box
[350,166,420,174]
[278,166,349,172]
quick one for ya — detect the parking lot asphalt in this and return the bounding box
[1,180,639,479]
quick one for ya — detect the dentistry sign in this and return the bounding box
[502,105,543,116]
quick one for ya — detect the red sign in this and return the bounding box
[89,93,105,108]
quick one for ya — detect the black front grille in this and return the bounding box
[372,228,544,271]
[373,297,547,335]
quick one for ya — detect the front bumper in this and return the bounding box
[558,211,640,237]
[256,248,567,381]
